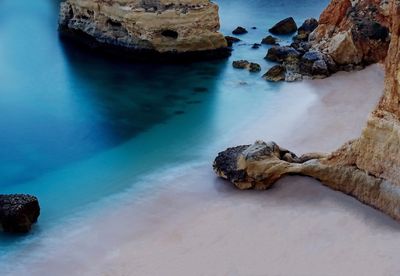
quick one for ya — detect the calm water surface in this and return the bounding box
[0,0,328,259]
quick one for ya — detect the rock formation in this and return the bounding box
[214,0,400,222]
[265,0,391,81]
[0,195,40,233]
[58,0,230,61]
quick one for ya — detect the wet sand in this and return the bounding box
[10,65,400,276]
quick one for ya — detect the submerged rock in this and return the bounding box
[249,63,261,72]
[269,17,298,35]
[252,43,261,49]
[232,60,250,69]
[232,26,248,35]
[261,35,278,45]
[0,195,40,233]
[263,65,286,82]
[58,0,230,62]
[233,60,261,73]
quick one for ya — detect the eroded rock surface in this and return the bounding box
[59,0,230,61]
[0,195,40,233]
[215,0,400,222]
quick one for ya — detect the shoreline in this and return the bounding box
[6,65,399,276]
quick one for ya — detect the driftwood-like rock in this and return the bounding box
[0,195,40,233]
[215,0,400,222]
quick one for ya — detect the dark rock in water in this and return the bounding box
[263,65,286,82]
[0,194,40,233]
[251,27,257,30]
[265,46,301,63]
[298,18,318,36]
[193,87,208,93]
[232,60,250,69]
[225,36,241,47]
[269,17,297,35]
[249,63,261,72]
[233,60,261,73]
[251,43,261,49]
[232,26,248,35]
[174,110,185,115]
[261,35,278,45]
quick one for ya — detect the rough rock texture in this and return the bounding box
[214,0,400,222]
[0,195,40,233]
[58,0,230,61]
[263,65,286,82]
[232,60,261,73]
[232,26,248,35]
[310,0,390,65]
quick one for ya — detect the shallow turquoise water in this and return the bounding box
[0,0,328,259]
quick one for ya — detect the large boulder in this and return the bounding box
[327,31,362,65]
[269,17,298,35]
[0,194,40,233]
[296,18,318,40]
[265,46,301,63]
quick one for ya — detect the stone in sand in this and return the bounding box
[0,194,40,233]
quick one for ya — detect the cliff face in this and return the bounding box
[310,0,391,65]
[59,0,229,60]
[214,0,400,221]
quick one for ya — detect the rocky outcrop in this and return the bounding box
[0,195,40,233]
[214,0,400,222]
[58,0,230,61]
[265,0,391,82]
[263,65,286,82]
[310,0,390,66]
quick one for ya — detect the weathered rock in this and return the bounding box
[248,63,261,72]
[225,36,241,47]
[261,35,278,45]
[269,17,298,35]
[263,65,286,82]
[233,60,261,73]
[299,50,335,76]
[232,26,248,35]
[310,0,390,66]
[214,0,400,222]
[232,60,250,69]
[290,41,312,54]
[0,195,40,233]
[58,0,230,62]
[265,46,301,63]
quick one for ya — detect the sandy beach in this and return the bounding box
[8,65,400,276]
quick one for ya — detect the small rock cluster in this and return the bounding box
[0,194,40,233]
[232,60,261,73]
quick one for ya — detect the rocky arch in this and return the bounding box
[214,0,400,221]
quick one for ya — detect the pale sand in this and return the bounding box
[11,65,400,276]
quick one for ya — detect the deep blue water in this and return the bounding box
[0,0,328,260]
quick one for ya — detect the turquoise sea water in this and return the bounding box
[0,0,328,262]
